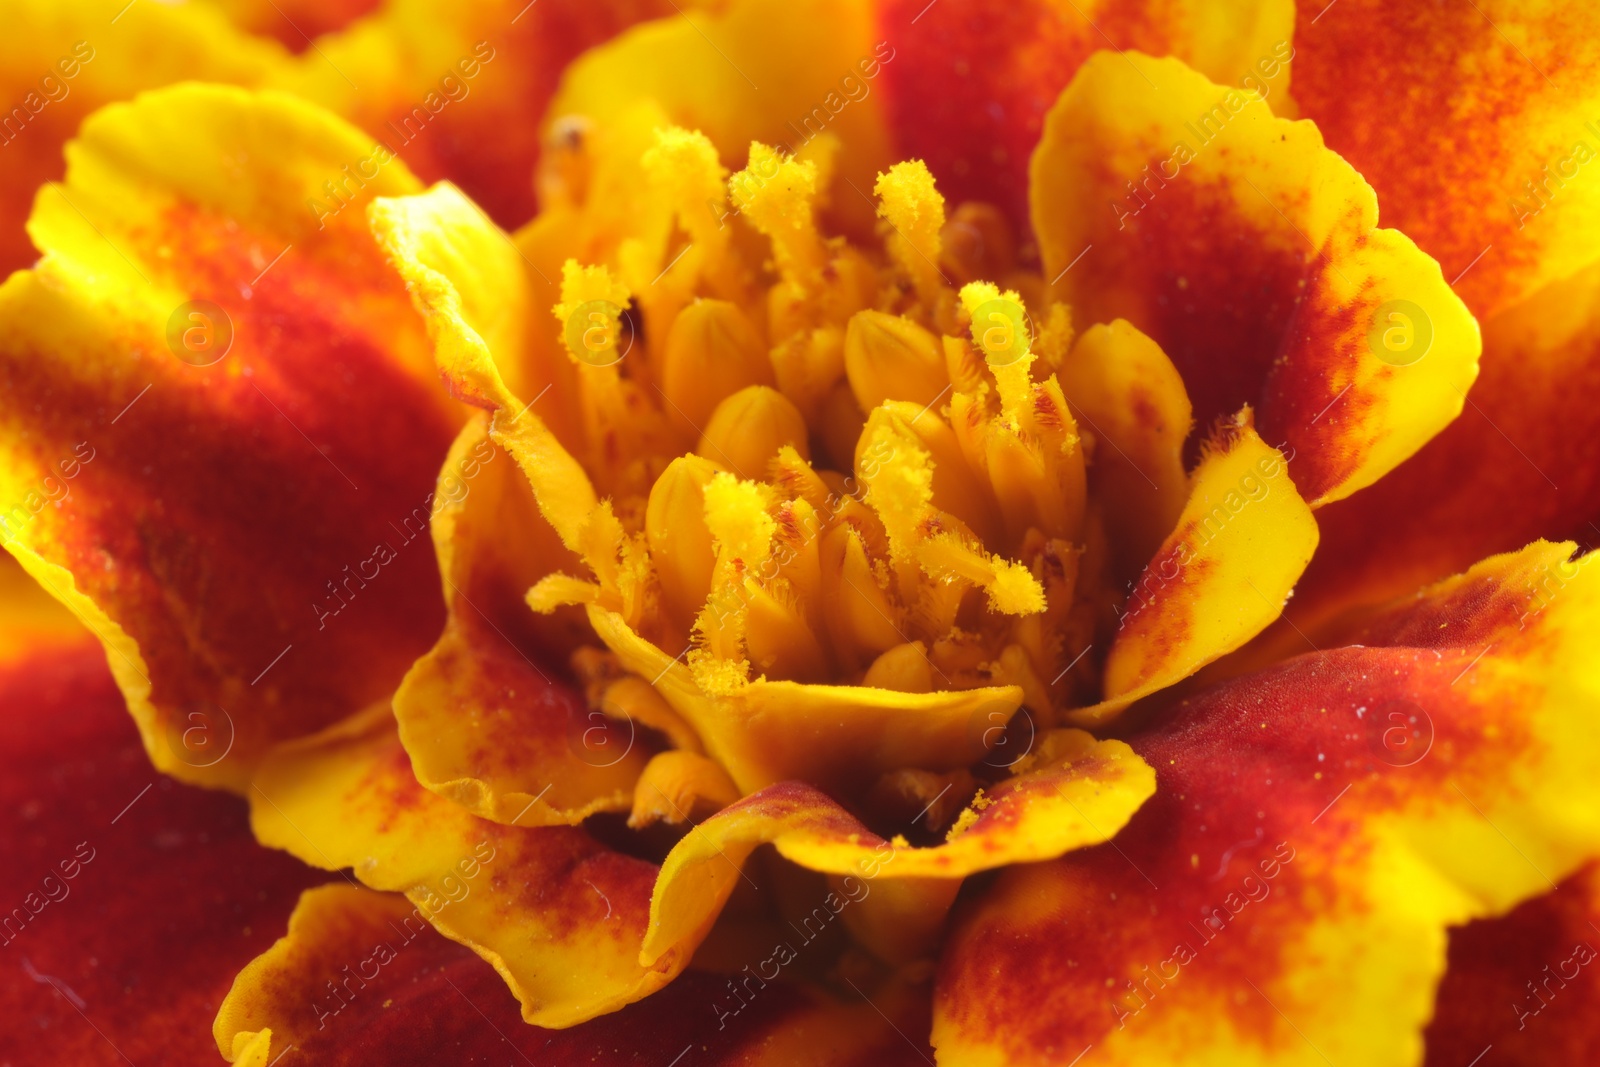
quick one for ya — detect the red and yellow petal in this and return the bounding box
[245,710,675,1026]
[390,414,662,825]
[1032,50,1479,508]
[0,640,325,1067]
[1424,864,1600,1066]
[1282,3,1600,624]
[0,85,464,791]
[876,0,1294,230]
[1289,0,1600,321]
[0,0,285,276]
[1076,412,1316,724]
[1298,255,1600,629]
[0,0,674,281]
[935,540,1600,1066]
[642,730,1154,972]
[218,882,934,1066]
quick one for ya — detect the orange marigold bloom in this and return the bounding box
[3,1,1600,1066]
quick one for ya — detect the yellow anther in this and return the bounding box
[697,385,810,482]
[819,524,904,664]
[702,471,777,577]
[843,310,949,414]
[769,326,846,419]
[662,300,772,432]
[878,400,999,545]
[875,160,946,304]
[918,530,1047,616]
[857,409,934,564]
[642,127,730,250]
[960,281,1035,426]
[745,580,830,682]
[525,573,600,613]
[690,471,778,687]
[1035,302,1075,372]
[553,259,632,368]
[730,142,825,282]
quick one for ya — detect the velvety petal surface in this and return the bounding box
[935,540,1600,1066]
[0,85,463,790]
[1297,225,1600,628]
[0,638,325,1066]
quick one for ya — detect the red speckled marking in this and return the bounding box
[1425,865,1600,1067]
[1291,0,1600,320]
[0,640,325,1066]
[1071,171,1313,465]
[1296,263,1600,627]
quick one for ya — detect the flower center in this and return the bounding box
[528,126,1119,735]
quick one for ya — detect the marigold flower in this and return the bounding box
[3,1,1600,1066]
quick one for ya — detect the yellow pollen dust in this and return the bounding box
[526,126,1105,718]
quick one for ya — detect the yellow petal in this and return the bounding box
[641,729,1154,969]
[1059,319,1192,579]
[246,712,675,1026]
[1081,411,1317,724]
